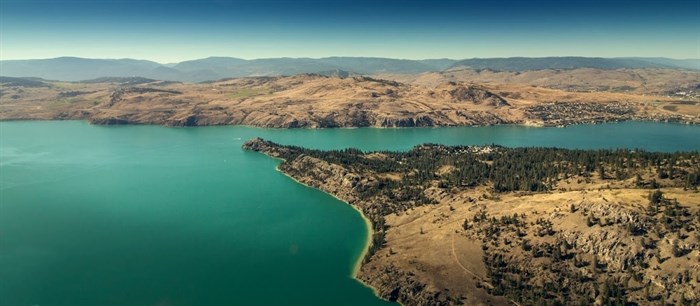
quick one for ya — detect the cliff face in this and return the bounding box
[243,139,700,306]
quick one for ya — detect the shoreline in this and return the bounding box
[270,162,384,300]
[1,118,698,129]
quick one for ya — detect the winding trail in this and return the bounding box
[450,232,483,280]
[450,232,522,306]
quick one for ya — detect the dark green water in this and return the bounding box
[0,121,698,306]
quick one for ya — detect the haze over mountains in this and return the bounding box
[1,56,698,83]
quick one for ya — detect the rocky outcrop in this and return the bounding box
[88,117,131,125]
[242,137,294,158]
[435,82,509,107]
[465,195,700,305]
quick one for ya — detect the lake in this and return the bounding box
[1,121,698,305]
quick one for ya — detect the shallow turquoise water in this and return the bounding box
[0,121,698,305]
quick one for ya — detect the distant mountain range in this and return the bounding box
[449,57,700,72]
[1,56,697,82]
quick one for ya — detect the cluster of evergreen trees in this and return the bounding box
[274,143,699,199]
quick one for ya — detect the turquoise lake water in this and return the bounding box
[0,121,698,305]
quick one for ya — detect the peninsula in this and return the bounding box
[243,138,700,305]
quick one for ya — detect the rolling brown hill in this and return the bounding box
[1,72,698,127]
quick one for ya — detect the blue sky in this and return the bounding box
[1,0,698,62]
